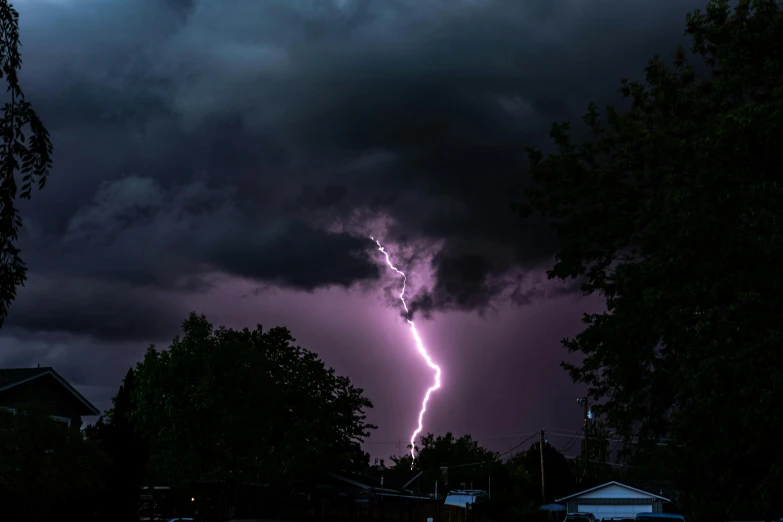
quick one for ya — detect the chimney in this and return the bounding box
[37,363,40,368]
[380,459,385,469]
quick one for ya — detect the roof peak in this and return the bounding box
[0,366,99,416]
[555,481,670,503]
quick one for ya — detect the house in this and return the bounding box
[0,366,100,428]
[555,481,670,520]
[330,467,426,501]
[327,468,450,522]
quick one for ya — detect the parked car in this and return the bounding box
[635,514,685,522]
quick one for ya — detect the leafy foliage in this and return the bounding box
[0,1,53,327]
[507,440,575,503]
[518,0,783,519]
[578,420,614,482]
[129,312,375,493]
[0,410,103,522]
[391,432,500,498]
[391,432,582,519]
[86,368,149,522]
[393,433,498,482]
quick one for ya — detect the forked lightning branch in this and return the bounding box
[372,237,442,467]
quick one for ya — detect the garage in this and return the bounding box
[556,481,669,520]
[581,504,653,519]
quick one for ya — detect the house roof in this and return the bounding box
[331,468,423,493]
[0,366,100,416]
[555,481,670,503]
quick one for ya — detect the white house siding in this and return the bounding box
[579,504,653,519]
[559,482,668,518]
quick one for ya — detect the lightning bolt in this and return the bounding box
[372,237,442,467]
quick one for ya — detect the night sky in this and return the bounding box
[5,0,703,460]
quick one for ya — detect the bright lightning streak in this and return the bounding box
[372,237,442,467]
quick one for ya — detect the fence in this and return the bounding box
[419,503,469,522]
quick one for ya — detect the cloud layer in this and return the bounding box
[10,0,704,342]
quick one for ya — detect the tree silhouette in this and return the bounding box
[508,440,575,503]
[0,1,53,327]
[518,0,783,519]
[86,368,149,522]
[0,410,102,522]
[129,313,375,517]
[391,432,500,494]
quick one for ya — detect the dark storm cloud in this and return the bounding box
[6,275,185,342]
[27,173,378,294]
[411,249,504,316]
[13,0,706,337]
[404,239,582,318]
[204,219,380,290]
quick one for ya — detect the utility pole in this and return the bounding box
[539,429,546,503]
[577,397,590,480]
[575,455,580,482]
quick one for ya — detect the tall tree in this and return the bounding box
[129,312,375,516]
[518,0,783,519]
[507,441,575,503]
[87,368,148,522]
[0,1,54,326]
[580,420,613,482]
[391,433,500,494]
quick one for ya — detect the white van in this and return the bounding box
[443,490,488,509]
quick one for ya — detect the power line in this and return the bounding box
[548,427,671,443]
[413,432,540,473]
[366,427,671,446]
[559,426,583,454]
[577,396,590,479]
[365,430,652,472]
[563,455,645,469]
[547,430,668,444]
[539,429,546,503]
[363,431,540,445]
[364,430,668,453]
[498,432,539,458]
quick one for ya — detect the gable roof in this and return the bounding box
[331,468,423,493]
[0,367,100,416]
[555,481,670,502]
